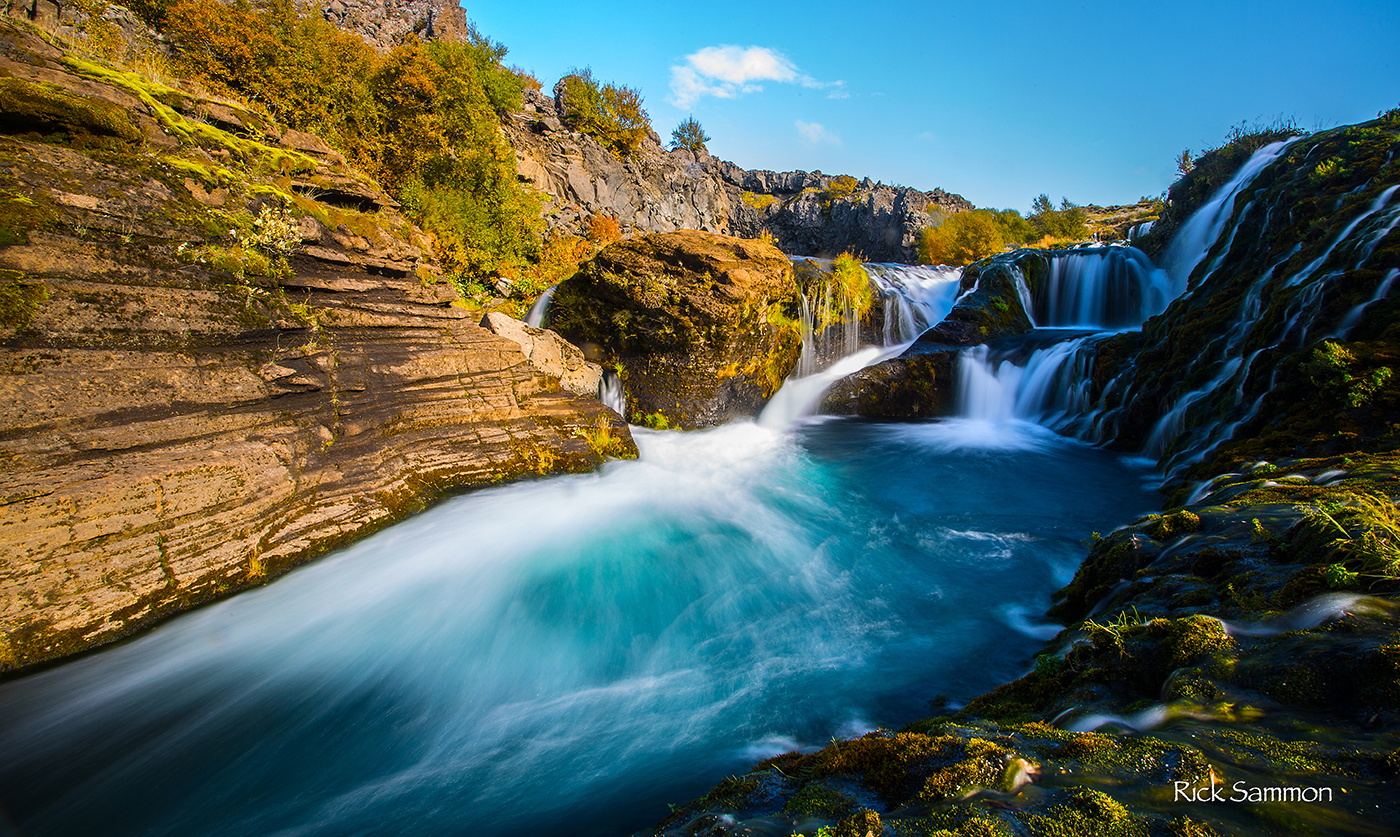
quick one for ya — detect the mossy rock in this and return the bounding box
[0,270,48,330]
[549,230,802,427]
[0,76,142,143]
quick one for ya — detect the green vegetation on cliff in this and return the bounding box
[108,0,558,302]
[556,67,651,157]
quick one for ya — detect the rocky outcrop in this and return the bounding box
[300,0,470,51]
[1088,117,1400,478]
[504,87,972,263]
[549,231,802,428]
[480,311,603,399]
[0,18,634,673]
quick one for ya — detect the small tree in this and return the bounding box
[670,115,710,152]
[1176,148,1195,175]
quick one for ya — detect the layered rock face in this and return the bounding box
[549,231,802,428]
[505,87,971,263]
[0,20,632,672]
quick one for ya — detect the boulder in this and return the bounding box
[549,231,802,427]
[819,344,960,418]
[480,311,603,399]
[915,253,1036,346]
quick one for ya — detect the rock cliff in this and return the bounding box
[505,86,972,263]
[0,18,633,673]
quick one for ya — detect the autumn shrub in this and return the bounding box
[158,0,542,292]
[919,209,1006,266]
[585,213,621,243]
[557,68,651,156]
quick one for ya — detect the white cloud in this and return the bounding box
[795,120,840,145]
[668,45,841,107]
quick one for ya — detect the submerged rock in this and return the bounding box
[549,230,802,428]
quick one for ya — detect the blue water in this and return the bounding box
[0,417,1159,837]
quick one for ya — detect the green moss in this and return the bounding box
[781,781,857,819]
[0,270,48,329]
[61,57,315,177]
[812,732,1016,805]
[0,76,142,142]
[0,189,59,245]
[832,808,882,837]
[1148,509,1202,540]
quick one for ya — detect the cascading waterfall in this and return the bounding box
[761,263,962,426]
[1140,172,1400,470]
[598,369,626,417]
[1032,247,1172,328]
[951,244,1169,432]
[524,283,559,328]
[957,334,1104,432]
[1158,138,1297,294]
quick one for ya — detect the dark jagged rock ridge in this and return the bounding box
[505,86,972,264]
[648,120,1400,836]
[548,230,801,429]
[0,18,635,673]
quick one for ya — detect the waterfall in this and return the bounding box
[1033,247,1172,328]
[955,334,1103,430]
[1158,138,1296,294]
[599,369,626,417]
[761,263,962,426]
[524,284,559,328]
[865,264,964,345]
[1140,176,1400,473]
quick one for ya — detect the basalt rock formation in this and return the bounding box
[548,230,801,428]
[0,18,633,673]
[504,86,972,263]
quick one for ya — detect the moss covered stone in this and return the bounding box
[549,230,802,427]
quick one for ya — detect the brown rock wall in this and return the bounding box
[0,19,633,673]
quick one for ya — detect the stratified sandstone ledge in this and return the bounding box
[0,19,633,673]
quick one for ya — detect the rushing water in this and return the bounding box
[0,412,1159,837]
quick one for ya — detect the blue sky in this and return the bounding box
[467,0,1398,212]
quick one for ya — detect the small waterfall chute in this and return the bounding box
[1159,138,1297,294]
[599,369,626,418]
[524,284,560,328]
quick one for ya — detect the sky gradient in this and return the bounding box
[466,0,1398,212]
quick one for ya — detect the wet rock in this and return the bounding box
[819,345,959,418]
[549,230,801,427]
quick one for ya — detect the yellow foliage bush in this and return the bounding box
[919,210,1006,266]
